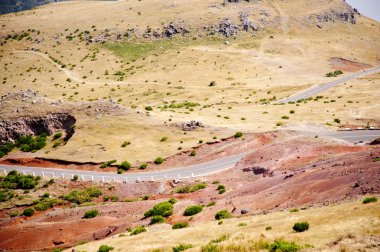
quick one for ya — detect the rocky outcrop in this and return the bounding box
[175,120,204,131]
[0,113,76,144]
[311,5,359,28]
[218,18,239,37]
[162,21,190,37]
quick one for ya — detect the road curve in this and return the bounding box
[0,130,378,182]
[278,66,380,103]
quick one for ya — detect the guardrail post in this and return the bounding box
[165,175,168,181]
[52,173,55,178]
[151,176,154,181]
[81,175,84,181]
[22,170,26,175]
[191,172,194,178]
[62,173,64,179]
[32,172,35,176]
[125,177,128,183]
[102,176,105,183]
[91,176,94,182]
[178,174,181,179]
[138,176,141,182]
[42,172,44,178]
[113,177,116,182]
[71,174,74,179]
[2,169,6,175]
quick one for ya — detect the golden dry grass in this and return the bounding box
[0,0,379,162]
[70,199,380,252]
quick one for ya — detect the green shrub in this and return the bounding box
[154,157,164,164]
[84,209,99,219]
[289,110,295,114]
[174,183,206,194]
[150,215,166,225]
[292,222,309,232]
[184,205,203,216]
[168,198,177,205]
[217,185,225,190]
[23,207,35,217]
[190,150,196,156]
[172,222,189,229]
[267,240,300,252]
[234,132,243,138]
[16,134,47,152]
[130,226,146,235]
[290,208,299,213]
[334,118,341,124]
[72,175,79,181]
[207,201,216,207]
[0,170,39,189]
[172,244,193,252]
[144,201,173,217]
[145,106,153,111]
[97,244,114,252]
[210,234,229,244]
[362,197,377,204]
[218,189,226,194]
[34,198,58,211]
[100,160,116,168]
[10,211,20,217]
[281,116,289,119]
[53,132,62,140]
[60,187,102,204]
[215,210,232,220]
[119,161,131,171]
[139,163,148,169]
[266,226,272,230]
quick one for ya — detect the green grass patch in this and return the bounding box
[184,205,203,216]
[362,197,377,204]
[174,183,207,194]
[144,201,173,218]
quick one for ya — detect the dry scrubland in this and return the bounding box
[0,0,379,163]
[71,200,380,252]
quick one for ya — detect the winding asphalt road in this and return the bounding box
[278,66,380,103]
[0,130,379,182]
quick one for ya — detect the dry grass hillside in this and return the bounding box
[0,0,379,164]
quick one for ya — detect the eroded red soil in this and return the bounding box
[0,132,379,251]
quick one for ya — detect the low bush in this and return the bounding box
[210,234,229,244]
[150,215,166,225]
[184,205,203,216]
[130,226,146,235]
[154,157,164,164]
[267,240,300,252]
[168,198,177,204]
[207,201,216,207]
[100,160,116,168]
[234,132,243,138]
[144,201,173,217]
[119,161,131,171]
[34,198,58,211]
[209,81,216,87]
[190,150,196,156]
[139,163,148,169]
[23,207,35,217]
[145,106,153,111]
[98,245,114,252]
[215,210,232,220]
[60,187,102,204]
[362,197,377,204]
[172,244,193,252]
[172,222,189,229]
[290,208,299,213]
[53,132,62,140]
[10,211,20,217]
[84,209,99,219]
[334,118,341,124]
[292,222,309,232]
[16,135,47,152]
[0,170,39,189]
[121,141,131,147]
[174,183,207,194]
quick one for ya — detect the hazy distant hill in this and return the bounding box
[0,0,63,15]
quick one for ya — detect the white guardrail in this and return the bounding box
[0,168,206,183]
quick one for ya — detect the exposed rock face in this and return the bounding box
[311,5,359,28]
[0,113,76,144]
[177,120,204,131]
[163,22,190,37]
[239,11,259,32]
[369,138,380,145]
[219,18,239,37]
